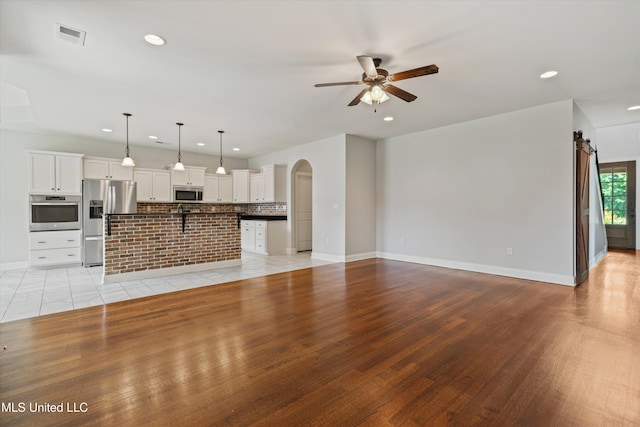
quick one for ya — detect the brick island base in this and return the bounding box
[102,212,241,284]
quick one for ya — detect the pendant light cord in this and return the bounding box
[219,130,224,167]
[125,114,130,157]
[177,123,183,162]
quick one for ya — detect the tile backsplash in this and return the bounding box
[245,202,287,215]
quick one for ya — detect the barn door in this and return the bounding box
[575,131,590,285]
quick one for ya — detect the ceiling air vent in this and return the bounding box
[55,23,86,46]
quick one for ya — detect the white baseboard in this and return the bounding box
[311,251,377,263]
[311,252,345,263]
[102,259,242,284]
[286,247,298,255]
[345,252,377,262]
[376,252,575,286]
[0,261,29,271]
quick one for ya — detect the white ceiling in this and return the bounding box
[1,0,639,159]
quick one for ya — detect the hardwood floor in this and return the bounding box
[1,251,638,426]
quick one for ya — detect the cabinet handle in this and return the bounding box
[37,241,46,244]
[38,256,46,259]
[67,239,75,242]
[51,188,55,190]
[67,254,74,257]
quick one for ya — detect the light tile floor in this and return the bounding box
[0,252,333,323]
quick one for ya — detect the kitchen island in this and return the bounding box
[102,211,241,284]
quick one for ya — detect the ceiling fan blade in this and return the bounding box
[385,85,418,102]
[348,88,370,106]
[314,81,363,87]
[389,64,439,81]
[357,56,378,78]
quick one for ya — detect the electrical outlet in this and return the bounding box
[507,247,513,256]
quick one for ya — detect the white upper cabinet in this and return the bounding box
[134,169,171,202]
[84,157,133,180]
[232,169,258,203]
[263,164,287,203]
[250,173,265,202]
[170,166,206,187]
[249,164,287,203]
[204,174,233,203]
[28,151,83,195]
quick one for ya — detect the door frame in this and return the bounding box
[599,160,636,249]
[290,160,313,254]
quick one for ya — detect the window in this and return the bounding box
[600,167,627,225]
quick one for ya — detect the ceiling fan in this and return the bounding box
[314,55,439,107]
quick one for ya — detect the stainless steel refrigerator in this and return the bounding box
[82,179,137,266]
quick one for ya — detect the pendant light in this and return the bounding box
[173,122,185,171]
[216,130,226,175]
[121,113,135,167]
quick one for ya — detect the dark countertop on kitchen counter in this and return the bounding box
[103,211,237,216]
[240,215,287,221]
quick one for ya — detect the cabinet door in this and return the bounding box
[204,175,220,202]
[56,155,82,194]
[241,224,255,250]
[218,176,233,203]
[189,168,206,186]
[29,153,56,194]
[263,166,275,202]
[134,170,153,201]
[171,169,189,186]
[250,173,265,202]
[233,171,249,203]
[84,158,110,179]
[109,161,134,180]
[152,172,171,202]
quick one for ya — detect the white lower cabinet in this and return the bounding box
[29,230,82,266]
[240,220,286,255]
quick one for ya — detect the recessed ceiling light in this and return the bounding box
[101,128,112,132]
[627,105,640,111]
[144,34,166,46]
[540,70,558,79]
[148,135,158,139]
[383,116,394,122]
[233,148,240,151]
[197,143,205,146]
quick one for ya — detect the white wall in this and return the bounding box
[0,129,248,268]
[376,100,575,285]
[345,135,376,260]
[596,122,640,249]
[249,134,347,260]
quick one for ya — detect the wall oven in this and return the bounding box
[29,195,82,231]
[174,186,203,202]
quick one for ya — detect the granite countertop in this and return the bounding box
[104,211,238,216]
[240,215,287,221]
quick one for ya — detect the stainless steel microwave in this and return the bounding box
[174,186,203,202]
[30,195,82,231]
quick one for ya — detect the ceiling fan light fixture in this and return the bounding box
[361,85,389,105]
[540,70,558,79]
[121,113,135,167]
[627,105,640,111]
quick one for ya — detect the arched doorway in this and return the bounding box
[291,160,312,253]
